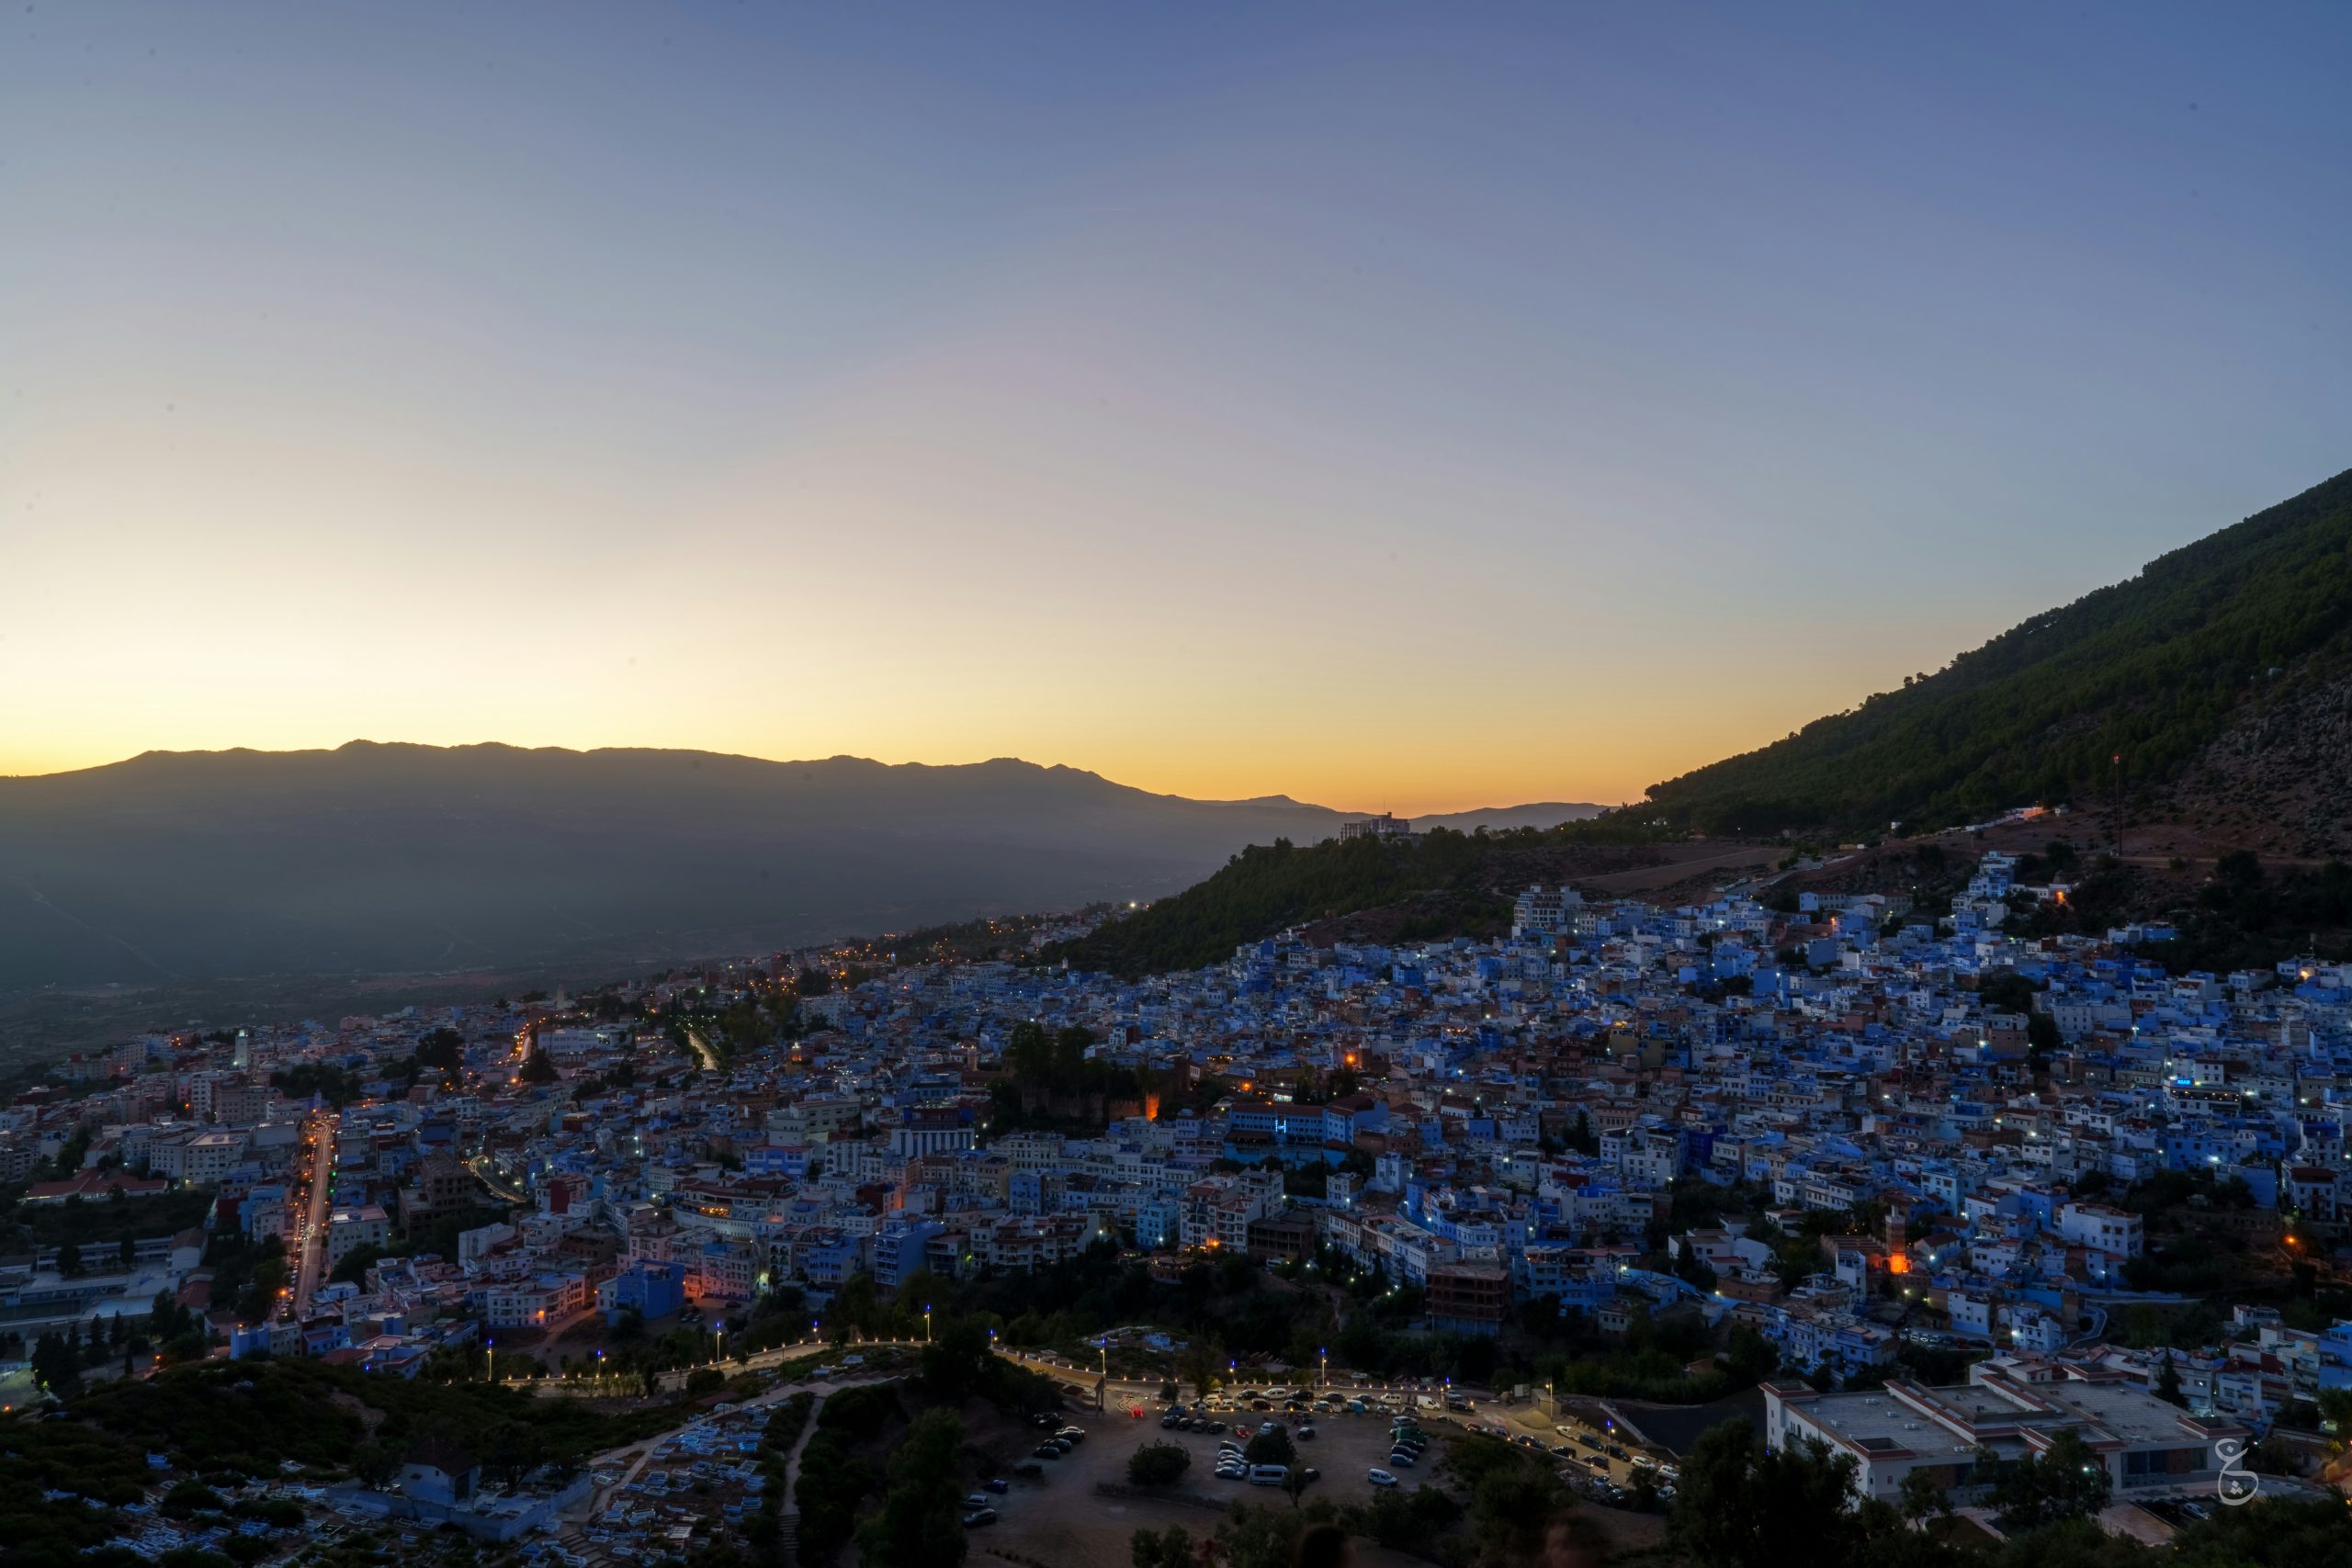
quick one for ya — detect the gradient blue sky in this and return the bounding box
[6,4,2348,812]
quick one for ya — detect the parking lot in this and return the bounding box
[1154,1396,1457,1495]
[976,1398,1448,1568]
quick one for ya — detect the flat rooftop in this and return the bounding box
[1789,1390,1977,1461]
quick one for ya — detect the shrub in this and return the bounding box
[1126,1442,1191,1486]
[160,1482,226,1517]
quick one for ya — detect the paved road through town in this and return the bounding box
[289,1111,339,1314]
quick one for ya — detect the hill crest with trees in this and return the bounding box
[1641,466,2352,837]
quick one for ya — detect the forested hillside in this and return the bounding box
[1050,823,1676,977]
[1642,468,2352,833]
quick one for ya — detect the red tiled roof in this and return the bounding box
[23,1170,168,1202]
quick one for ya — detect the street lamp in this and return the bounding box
[924,1303,933,1344]
[1320,1347,1329,1389]
[486,1341,495,1384]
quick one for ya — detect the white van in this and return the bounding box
[1248,1465,1289,1486]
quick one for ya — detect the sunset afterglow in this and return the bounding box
[6,6,2348,812]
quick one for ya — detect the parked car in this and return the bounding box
[961,1508,998,1529]
[1032,1445,1063,1461]
[1367,1468,1399,1488]
[1387,1450,1417,1468]
[1296,1424,1317,1439]
[980,1478,1009,1495]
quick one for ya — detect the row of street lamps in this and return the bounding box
[477,1301,1359,1400]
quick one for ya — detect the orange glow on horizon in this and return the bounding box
[8,10,2316,829]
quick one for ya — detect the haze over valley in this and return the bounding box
[0,741,1598,993]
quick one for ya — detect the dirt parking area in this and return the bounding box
[980,1404,1440,1567]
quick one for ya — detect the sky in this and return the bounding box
[5,5,2349,815]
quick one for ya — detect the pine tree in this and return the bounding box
[1567,1109,1599,1155]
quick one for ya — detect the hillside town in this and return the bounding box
[6,838,2352,1543]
